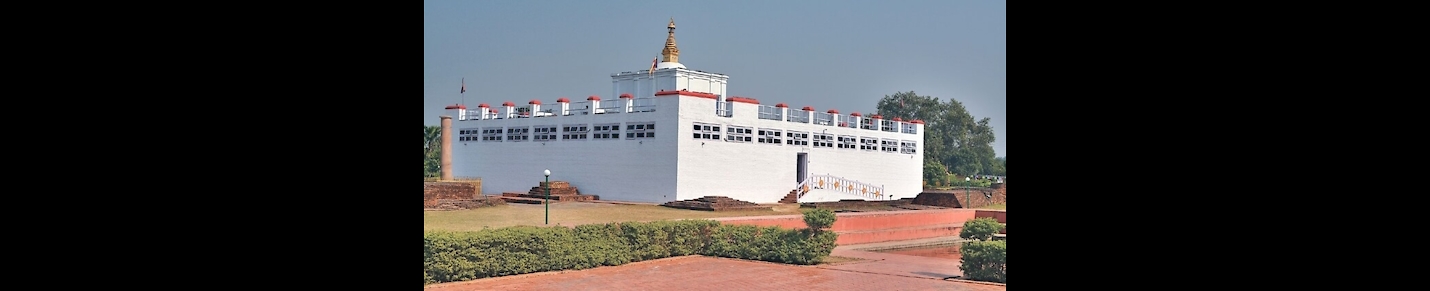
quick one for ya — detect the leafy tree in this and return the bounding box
[425,125,442,178]
[875,91,999,178]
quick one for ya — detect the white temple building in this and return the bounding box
[441,19,924,204]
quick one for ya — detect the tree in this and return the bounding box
[424,125,442,178]
[875,91,998,179]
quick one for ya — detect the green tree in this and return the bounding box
[875,91,998,179]
[425,125,442,178]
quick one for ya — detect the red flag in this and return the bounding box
[461,78,466,94]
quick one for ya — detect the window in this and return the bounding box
[902,123,918,134]
[838,135,858,149]
[534,126,557,141]
[859,137,878,151]
[860,117,875,130]
[901,140,918,154]
[785,131,809,146]
[881,119,897,132]
[506,126,530,141]
[692,122,720,140]
[562,124,589,140]
[457,128,479,142]
[592,123,621,139]
[725,125,753,143]
[812,133,834,148]
[881,139,899,153]
[627,122,656,139]
[758,128,783,145]
[482,127,503,142]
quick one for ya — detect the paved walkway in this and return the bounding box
[425,237,1003,291]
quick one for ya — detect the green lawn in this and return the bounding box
[424,203,802,232]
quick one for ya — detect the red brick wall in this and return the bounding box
[710,209,984,245]
[424,182,477,208]
[912,188,1006,208]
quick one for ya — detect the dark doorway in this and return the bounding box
[797,153,808,183]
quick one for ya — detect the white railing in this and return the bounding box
[813,112,834,126]
[632,98,658,112]
[787,109,810,123]
[757,105,782,120]
[796,174,886,202]
[836,115,857,128]
[597,101,623,114]
[715,101,732,117]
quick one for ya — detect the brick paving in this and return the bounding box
[424,255,1004,291]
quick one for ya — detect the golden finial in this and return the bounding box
[661,18,680,63]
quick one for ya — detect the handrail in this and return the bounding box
[795,174,886,202]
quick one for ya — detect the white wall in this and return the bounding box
[450,99,682,203]
[674,97,923,203]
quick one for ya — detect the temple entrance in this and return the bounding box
[796,153,808,183]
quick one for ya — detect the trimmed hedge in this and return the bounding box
[424,210,839,285]
[959,240,1006,283]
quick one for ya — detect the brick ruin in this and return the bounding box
[425,182,504,210]
[500,181,600,204]
[661,196,771,211]
[911,185,1006,209]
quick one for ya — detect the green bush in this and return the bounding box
[425,212,839,285]
[802,208,836,230]
[959,217,1003,241]
[960,240,1006,283]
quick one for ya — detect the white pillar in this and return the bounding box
[477,104,491,120]
[503,102,515,119]
[445,104,466,121]
[557,98,570,116]
[852,113,863,129]
[620,93,634,113]
[873,115,883,131]
[803,107,815,124]
[529,100,542,117]
[587,96,602,114]
[776,103,789,121]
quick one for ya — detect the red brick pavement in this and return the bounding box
[424,256,1003,291]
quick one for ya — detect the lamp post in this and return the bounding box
[544,169,551,225]
[965,176,971,209]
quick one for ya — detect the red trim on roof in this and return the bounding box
[556,98,570,103]
[871,115,883,119]
[654,89,719,99]
[502,101,515,107]
[619,93,634,99]
[444,104,467,110]
[727,96,759,104]
[586,95,601,101]
[850,112,862,117]
[910,119,925,124]
[802,106,814,111]
[774,103,788,108]
[528,99,542,105]
[827,109,840,114]
[478,103,490,108]
[892,117,903,122]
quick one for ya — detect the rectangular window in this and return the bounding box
[785,131,809,146]
[458,128,480,142]
[881,119,897,132]
[881,139,899,153]
[627,122,656,139]
[758,128,783,145]
[506,126,530,142]
[902,122,918,134]
[725,125,753,143]
[692,122,720,140]
[482,127,503,142]
[900,140,918,154]
[592,123,621,140]
[533,126,557,141]
[860,117,875,130]
[562,124,589,140]
[838,135,857,149]
[859,137,878,151]
[812,133,834,148]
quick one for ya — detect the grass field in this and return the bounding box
[424,203,804,232]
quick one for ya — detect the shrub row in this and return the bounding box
[958,217,1006,283]
[424,209,839,285]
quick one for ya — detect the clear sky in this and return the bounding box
[424,0,1006,157]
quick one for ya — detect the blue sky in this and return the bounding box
[424,0,1006,157]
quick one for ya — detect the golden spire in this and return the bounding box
[661,18,680,63]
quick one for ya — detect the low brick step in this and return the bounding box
[500,197,552,204]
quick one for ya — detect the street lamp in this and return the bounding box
[965,176,971,209]
[544,169,551,225]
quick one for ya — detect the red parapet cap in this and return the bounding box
[775,103,788,108]
[478,103,490,108]
[619,93,634,99]
[444,104,466,110]
[850,112,862,117]
[910,119,925,124]
[802,106,814,111]
[502,101,515,107]
[892,117,903,122]
[528,99,542,105]
[827,109,840,114]
[654,89,719,99]
[727,96,760,104]
[871,115,883,119]
[556,97,570,103]
[587,95,601,101]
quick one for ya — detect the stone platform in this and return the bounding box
[499,181,598,204]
